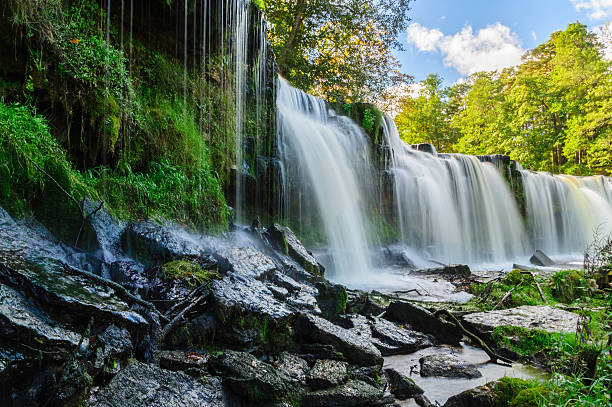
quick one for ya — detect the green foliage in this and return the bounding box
[263,0,412,102]
[161,260,219,287]
[551,270,591,303]
[362,108,375,134]
[493,377,532,407]
[395,23,612,174]
[0,100,91,217]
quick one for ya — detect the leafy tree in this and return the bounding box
[393,22,612,175]
[263,0,413,102]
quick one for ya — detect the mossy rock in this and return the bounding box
[510,386,548,407]
[161,259,218,287]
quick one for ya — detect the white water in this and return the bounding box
[520,171,612,256]
[382,116,527,266]
[277,78,373,284]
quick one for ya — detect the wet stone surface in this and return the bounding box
[295,313,383,367]
[463,305,579,334]
[306,359,349,390]
[88,361,225,407]
[419,354,482,379]
[0,252,148,329]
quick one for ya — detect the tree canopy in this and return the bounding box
[262,0,413,102]
[394,23,612,175]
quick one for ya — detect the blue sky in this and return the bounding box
[396,0,612,86]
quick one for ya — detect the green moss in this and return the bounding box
[493,377,531,407]
[551,270,590,303]
[161,260,219,287]
[510,386,548,406]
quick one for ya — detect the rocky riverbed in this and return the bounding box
[0,205,580,407]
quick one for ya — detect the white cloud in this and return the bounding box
[570,0,612,19]
[594,23,612,59]
[406,22,524,76]
[405,23,444,52]
[531,31,537,41]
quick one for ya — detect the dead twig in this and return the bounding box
[161,296,206,340]
[493,282,523,310]
[521,271,547,303]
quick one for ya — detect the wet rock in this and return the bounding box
[384,368,423,399]
[0,206,15,227]
[306,360,349,390]
[442,381,498,407]
[95,324,132,362]
[0,343,39,381]
[88,361,224,407]
[0,252,148,330]
[210,350,287,402]
[0,283,84,358]
[383,245,417,268]
[159,350,210,372]
[512,263,534,271]
[315,281,348,320]
[415,394,435,407]
[419,354,482,378]
[463,305,579,335]
[370,317,433,356]
[350,365,384,388]
[215,244,277,278]
[268,270,319,312]
[529,250,554,267]
[108,260,147,293]
[293,343,347,364]
[385,302,462,345]
[267,223,324,276]
[346,291,386,317]
[294,313,383,367]
[301,380,390,407]
[212,273,294,350]
[121,221,204,267]
[438,264,471,278]
[274,352,309,386]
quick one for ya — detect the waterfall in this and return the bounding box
[520,171,612,256]
[233,0,250,222]
[277,78,373,283]
[381,116,527,265]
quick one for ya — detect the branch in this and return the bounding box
[434,309,514,366]
[161,297,206,340]
[521,271,547,303]
[64,264,168,322]
[493,282,523,310]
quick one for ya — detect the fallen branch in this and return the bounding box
[64,263,168,322]
[493,282,523,310]
[434,309,514,366]
[161,296,206,340]
[521,271,547,303]
[164,283,209,319]
[477,277,501,303]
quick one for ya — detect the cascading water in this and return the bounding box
[277,78,373,283]
[520,171,612,256]
[232,0,250,222]
[381,116,527,266]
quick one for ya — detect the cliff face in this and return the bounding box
[0,0,279,235]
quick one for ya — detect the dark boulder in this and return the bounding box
[121,221,204,268]
[301,380,390,407]
[306,360,349,390]
[385,302,462,345]
[209,350,287,402]
[267,223,324,276]
[212,273,294,351]
[384,367,423,400]
[529,250,554,267]
[274,352,310,387]
[294,313,383,367]
[159,350,210,373]
[419,354,481,379]
[0,283,84,359]
[0,251,148,330]
[315,281,348,320]
[88,361,225,407]
[370,317,433,356]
